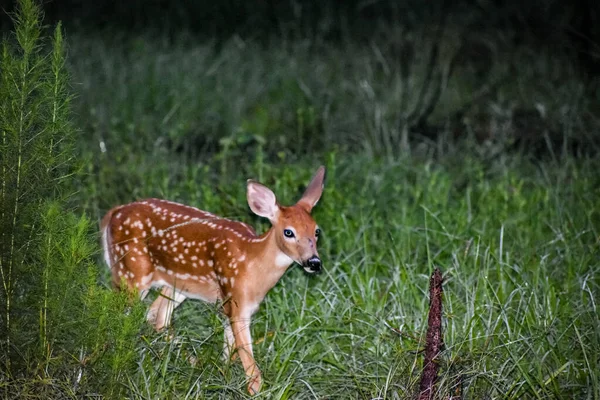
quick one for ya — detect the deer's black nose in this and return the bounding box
[304,256,322,274]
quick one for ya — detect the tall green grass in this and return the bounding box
[68,19,598,399]
[81,154,599,399]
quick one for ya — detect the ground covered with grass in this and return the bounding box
[80,153,600,399]
[2,1,599,398]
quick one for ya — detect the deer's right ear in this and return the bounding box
[247,180,278,220]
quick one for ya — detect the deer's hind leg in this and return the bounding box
[222,319,238,362]
[110,240,155,299]
[147,286,187,331]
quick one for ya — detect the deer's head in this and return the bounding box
[247,166,325,274]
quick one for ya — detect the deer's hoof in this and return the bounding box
[247,374,262,395]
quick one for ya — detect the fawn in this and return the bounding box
[100,166,325,394]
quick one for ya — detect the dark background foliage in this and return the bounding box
[3,0,599,162]
[0,0,598,76]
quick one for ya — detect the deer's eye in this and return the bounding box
[315,228,321,237]
[283,229,295,238]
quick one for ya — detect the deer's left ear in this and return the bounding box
[297,166,326,213]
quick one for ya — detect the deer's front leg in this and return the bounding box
[230,312,261,394]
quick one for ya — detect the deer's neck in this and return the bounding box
[244,229,294,295]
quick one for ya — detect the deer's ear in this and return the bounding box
[247,180,279,220]
[297,166,326,213]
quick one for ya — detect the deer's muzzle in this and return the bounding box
[303,256,322,274]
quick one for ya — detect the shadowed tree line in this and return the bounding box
[0,0,598,77]
[1,0,598,159]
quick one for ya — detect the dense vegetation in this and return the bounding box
[1,0,598,398]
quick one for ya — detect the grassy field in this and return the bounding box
[2,2,600,398]
[80,153,600,399]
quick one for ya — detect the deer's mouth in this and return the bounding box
[302,256,322,274]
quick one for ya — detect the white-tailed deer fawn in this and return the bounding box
[100,166,325,394]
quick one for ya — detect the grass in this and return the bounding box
[76,152,599,399]
[72,25,599,399]
[2,2,600,398]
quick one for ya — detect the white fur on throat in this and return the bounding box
[275,252,294,268]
